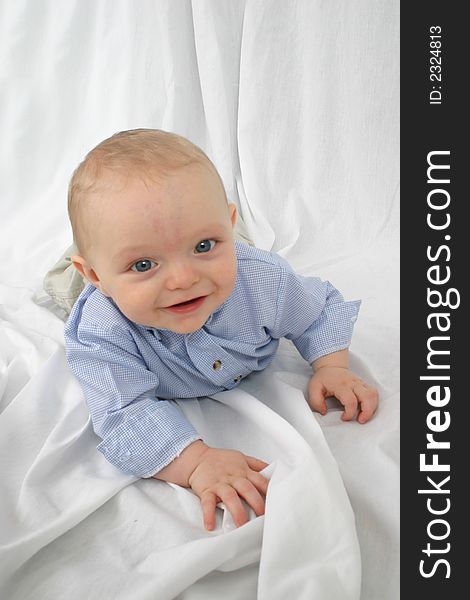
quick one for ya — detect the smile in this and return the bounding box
[163,296,207,314]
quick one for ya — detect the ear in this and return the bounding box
[71,255,109,296]
[227,203,237,228]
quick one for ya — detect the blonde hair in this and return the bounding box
[68,128,224,255]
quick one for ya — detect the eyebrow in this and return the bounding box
[194,225,227,238]
[112,247,147,261]
[112,225,229,263]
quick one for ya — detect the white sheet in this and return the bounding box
[0,1,399,598]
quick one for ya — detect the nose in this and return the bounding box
[165,260,200,291]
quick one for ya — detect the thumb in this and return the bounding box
[245,455,269,471]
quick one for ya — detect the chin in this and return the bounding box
[178,326,201,334]
[165,318,206,335]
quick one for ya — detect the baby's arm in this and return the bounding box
[307,349,379,423]
[153,441,269,531]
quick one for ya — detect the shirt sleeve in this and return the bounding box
[268,260,361,364]
[65,318,201,478]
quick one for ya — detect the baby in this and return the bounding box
[64,128,378,531]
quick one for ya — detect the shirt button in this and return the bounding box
[212,360,222,371]
[233,375,242,383]
[119,450,132,462]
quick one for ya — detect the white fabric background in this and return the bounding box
[0,1,399,599]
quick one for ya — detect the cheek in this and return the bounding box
[214,254,237,291]
[112,280,159,318]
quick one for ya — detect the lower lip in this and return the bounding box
[164,296,207,314]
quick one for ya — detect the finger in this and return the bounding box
[334,388,359,421]
[355,385,379,423]
[200,491,218,531]
[232,478,266,517]
[245,455,269,471]
[247,470,270,496]
[218,484,249,528]
[308,378,327,415]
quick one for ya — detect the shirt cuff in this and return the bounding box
[293,299,361,364]
[96,400,202,478]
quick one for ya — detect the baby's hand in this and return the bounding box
[308,366,379,424]
[188,447,269,531]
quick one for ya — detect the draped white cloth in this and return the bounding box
[0,1,399,598]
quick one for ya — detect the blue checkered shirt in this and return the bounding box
[64,241,360,477]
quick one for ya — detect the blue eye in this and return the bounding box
[195,239,216,253]
[131,259,157,273]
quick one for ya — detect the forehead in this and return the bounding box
[88,163,229,251]
[157,162,226,206]
[98,162,225,209]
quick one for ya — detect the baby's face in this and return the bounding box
[82,164,237,334]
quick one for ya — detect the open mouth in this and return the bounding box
[174,297,201,307]
[164,296,207,314]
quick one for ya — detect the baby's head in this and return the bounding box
[69,129,237,334]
